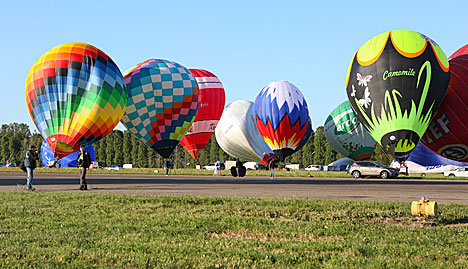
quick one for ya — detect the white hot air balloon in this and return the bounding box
[215,100,272,161]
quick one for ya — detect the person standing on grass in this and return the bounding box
[77,145,91,190]
[268,159,277,179]
[164,159,171,176]
[213,160,219,176]
[24,145,38,191]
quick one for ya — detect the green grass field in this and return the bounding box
[1,192,468,267]
[0,166,464,180]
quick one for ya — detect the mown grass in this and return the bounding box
[0,166,463,180]
[1,192,468,267]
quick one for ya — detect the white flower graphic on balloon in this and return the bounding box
[358,87,372,109]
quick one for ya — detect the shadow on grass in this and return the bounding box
[439,217,468,225]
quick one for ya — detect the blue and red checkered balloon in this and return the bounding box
[121,59,199,158]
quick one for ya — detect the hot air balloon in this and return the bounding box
[25,43,127,158]
[215,100,272,162]
[121,59,199,158]
[324,101,376,160]
[346,30,450,162]
[179,69,225,160]
[421,52,468,161]
[40,140,95,168]
[293,118,312,154]
[253,81,309,161]
[390,142,468,174]
[449,44,468,59]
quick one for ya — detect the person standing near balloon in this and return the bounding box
[164,160,172,176]
[268,158,277,179]
[214,160,221,176]
[77,145,91,190]
[24,145,38,191]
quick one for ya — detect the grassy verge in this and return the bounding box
[1,192,468,267]
[0,166,464,180]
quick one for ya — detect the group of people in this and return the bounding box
[23,144,91,191]
[22,147,280,190]
[213,160,223,176]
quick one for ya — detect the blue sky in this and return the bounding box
[1,0,466,132]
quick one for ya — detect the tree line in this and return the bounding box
[0,123,393,168]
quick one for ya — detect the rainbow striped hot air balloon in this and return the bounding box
[25,43,127,158]
[121,59,199,158]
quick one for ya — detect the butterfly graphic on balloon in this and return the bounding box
[351,73,372,109]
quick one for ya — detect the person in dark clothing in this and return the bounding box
[164,160,172,176]
[235,159,243,168]
[24,145,39,191]
[235,159,244,177]
[77,145,92,190]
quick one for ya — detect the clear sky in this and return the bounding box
[1,0,466,132]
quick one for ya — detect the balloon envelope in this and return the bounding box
[409,142,468,167]
[215,100,272,162]
[253,81,309,161]
[324,101,376,160]
[449,44,468,59]
[40,140,94,168]
[421,54,468,161]
[25,43,127,158]
[121,59,199,158]
[179,69,225,160]
[346,30,449,161]
[293,118,312,154]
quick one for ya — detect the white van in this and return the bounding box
[243,162,258,170]
[123,164,134,169]
[225,161,237,170]
[285,163,300,170]
[305,165,323,171]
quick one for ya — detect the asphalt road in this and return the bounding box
[1,172,467,204]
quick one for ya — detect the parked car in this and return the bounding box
[444,167,468,177]
[243,162,258,170]
[106,164,122,171]
[0,163,5,167]
[6,163,16,167]
[203,163,225,170]
[305,165,323,171]
[348,161,399,179]
[285,163,300,170]
[90,161,104,169]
